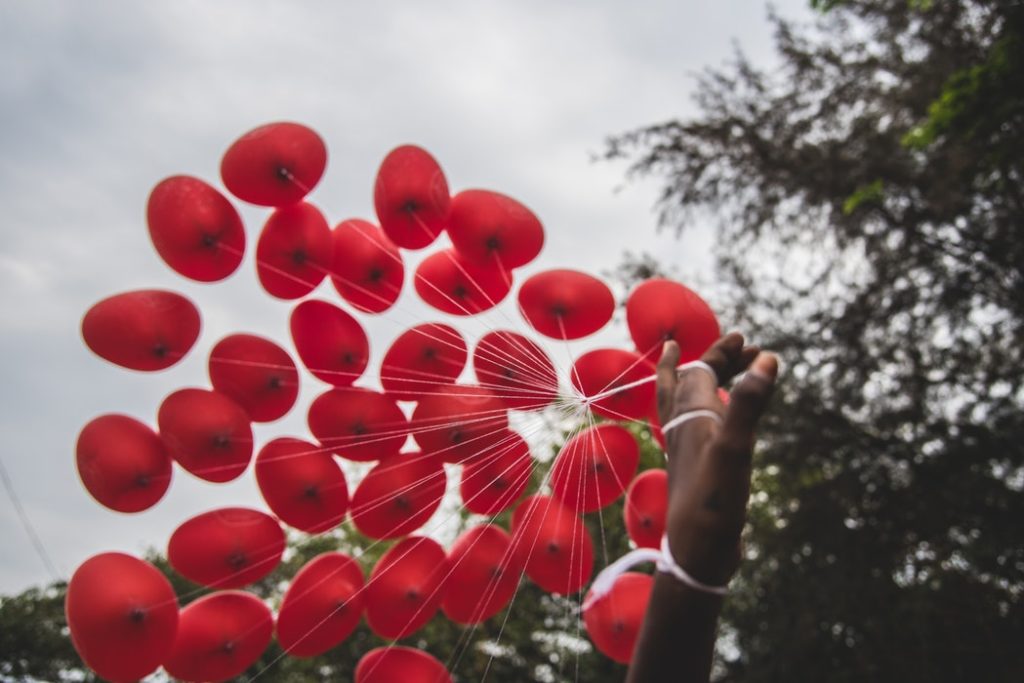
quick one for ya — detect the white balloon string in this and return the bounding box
[242,403,579,682]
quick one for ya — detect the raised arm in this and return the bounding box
[626,333,778,682]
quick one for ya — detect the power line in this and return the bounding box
[0,454,60,581]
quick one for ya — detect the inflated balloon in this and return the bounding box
[167,507,285,588]
[626,278,720,363]
[510,495,594,595]
[255,202,332,299]
[146,175,245,282]
[75,414,172,513]
[290,299,369,386]
[208,334,299,423]
[518,269,615,340]
[356,647,452,683]
[81,290,200,371]
[157,388,254,483]
[380,323,467,401]
[571,348,656,421]
[459,431,533,515]
[277,552,365,657]
[331,218,404,313]
[583,572,653,664]
[415,248,512,315]
[473,330,558,411]
[410,384,508,463]
[447,189,544,268]
[350,452,446,539]
[551,424,639,513]
[162,591,273,682]
[365,536,449,639]
[442,524,524,624]
[255,437,348,533]
[373,145,450,249]
[624,468,667,550]
[65,553,179,683]
[307,387,407,462]
[221,121,327,207]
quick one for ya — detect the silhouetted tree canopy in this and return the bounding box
[607,1,1023,681]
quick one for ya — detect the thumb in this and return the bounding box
[656,340,681,425]
[715,352,778,464]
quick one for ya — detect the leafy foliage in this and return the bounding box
[607,1,1024,681]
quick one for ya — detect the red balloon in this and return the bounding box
[411,384,508,463]
[255,437,348,534]
[583,572,653,664]
[510,495,594,595]
[208,334,299,423]
[168,507,285,588]
[331,219,404,313]
[365,536,449,639]
[518,269,615,340]
[373,145,450,249]
[459,431,533,515]
[551,424,639,513]
[81,290,200,371]
[157,388,253,483]
[626,278,720,362]
[75,414,172,513]
[307,387,407,462]
[220,122,326,207]
[472,330,558,411]
[447,189,544,268]
[442,525,524,624]
[146,176,245,282]
[277,552,365,657]
[65,553,179,683]
[415,248,512,315]
[290,299,369,386]
[380,323,467,401]
[162,591,273,682]
[624,469,667,550]
[571,348,655,421]
[255,202,332,299]
[356,647,452,683]
[350,453,446,539]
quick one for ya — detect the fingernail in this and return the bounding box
[748,352,779,382]
[662,340,672,356]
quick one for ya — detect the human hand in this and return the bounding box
[656,333,778,588]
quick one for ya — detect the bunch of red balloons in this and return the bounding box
[70,122,720,681]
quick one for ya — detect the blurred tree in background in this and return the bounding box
[4,1,1023,681]
[608,0,1023,680]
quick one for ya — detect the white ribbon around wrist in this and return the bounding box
[583,535,729,611]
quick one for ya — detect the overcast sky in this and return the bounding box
[0,1,811,594]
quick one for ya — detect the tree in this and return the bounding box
[606,1,1023,681]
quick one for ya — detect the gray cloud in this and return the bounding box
[0,0,810,591]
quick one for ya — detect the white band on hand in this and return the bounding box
[583,534,729,610]
[676,359,718,383]
[661,409,723,433]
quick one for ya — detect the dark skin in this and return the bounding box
[626,333,778,683]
